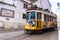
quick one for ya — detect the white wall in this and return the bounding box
[0,0,14,5]
[0,0,27,24]
[0,4,15,22]
[15,0,27,24]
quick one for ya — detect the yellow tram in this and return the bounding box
[24,7,57,33]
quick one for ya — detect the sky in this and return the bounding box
[49,0,60,18]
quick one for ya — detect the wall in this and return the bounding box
[0,0,14,5]
[0,0,27,29]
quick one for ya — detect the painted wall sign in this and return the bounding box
[1,8,14,18]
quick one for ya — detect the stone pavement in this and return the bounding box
[0,29,23,33]
[0,30,24,40]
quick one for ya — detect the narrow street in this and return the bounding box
[0,30,24,40]
[0,29,58,40]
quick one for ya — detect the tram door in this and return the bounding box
[37,12,42,29]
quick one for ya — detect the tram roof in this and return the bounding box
[27,9,57,17]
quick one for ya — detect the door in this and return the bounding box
[37,12,42,29]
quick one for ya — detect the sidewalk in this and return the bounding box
[0,29,24,33]
[0,30,24,40]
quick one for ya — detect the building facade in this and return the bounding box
[0,0,51,29]
[0,0,31,29]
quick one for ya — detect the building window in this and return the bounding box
[24,3,28,9]
[1,8,14,18]
[23,14,26,19]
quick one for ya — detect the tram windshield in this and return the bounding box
[26,11,35,20]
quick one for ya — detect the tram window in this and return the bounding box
[50,16,51,22]
[44,14,50,21]
[47,15,49,21]
[23,14,26,19]
[55,17,57,22]
[26,12,30,20]
[44,14,46,21]
[50,16,51,21]
[53,17,57,22]
[50,16,53,22]
[44,14,45,21]
[31,11,35,19]
[48,15,50,21]
[37,12,42,20]
[49,16,50,21]
[52,17,53,22]
[53,18,54,22]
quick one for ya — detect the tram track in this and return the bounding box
[4,29,57,40]
[19,34,31,40]
[6,33,31,40]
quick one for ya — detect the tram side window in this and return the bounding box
[50,16,53,22]
[47,15,49,21]
[44,14,48,21]
[55,17,57,22]
[52,17,53,22]
[37,12,42,20]
[52,17,54,22]
[44,14,50,21]
[53,17,57,22]
[49,16,50,21]
[44,14,46,21]
[26,12,30,20]
[50,16,51,22]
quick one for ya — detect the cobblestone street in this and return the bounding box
[12,30,58,40]
[0,29,57,40]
